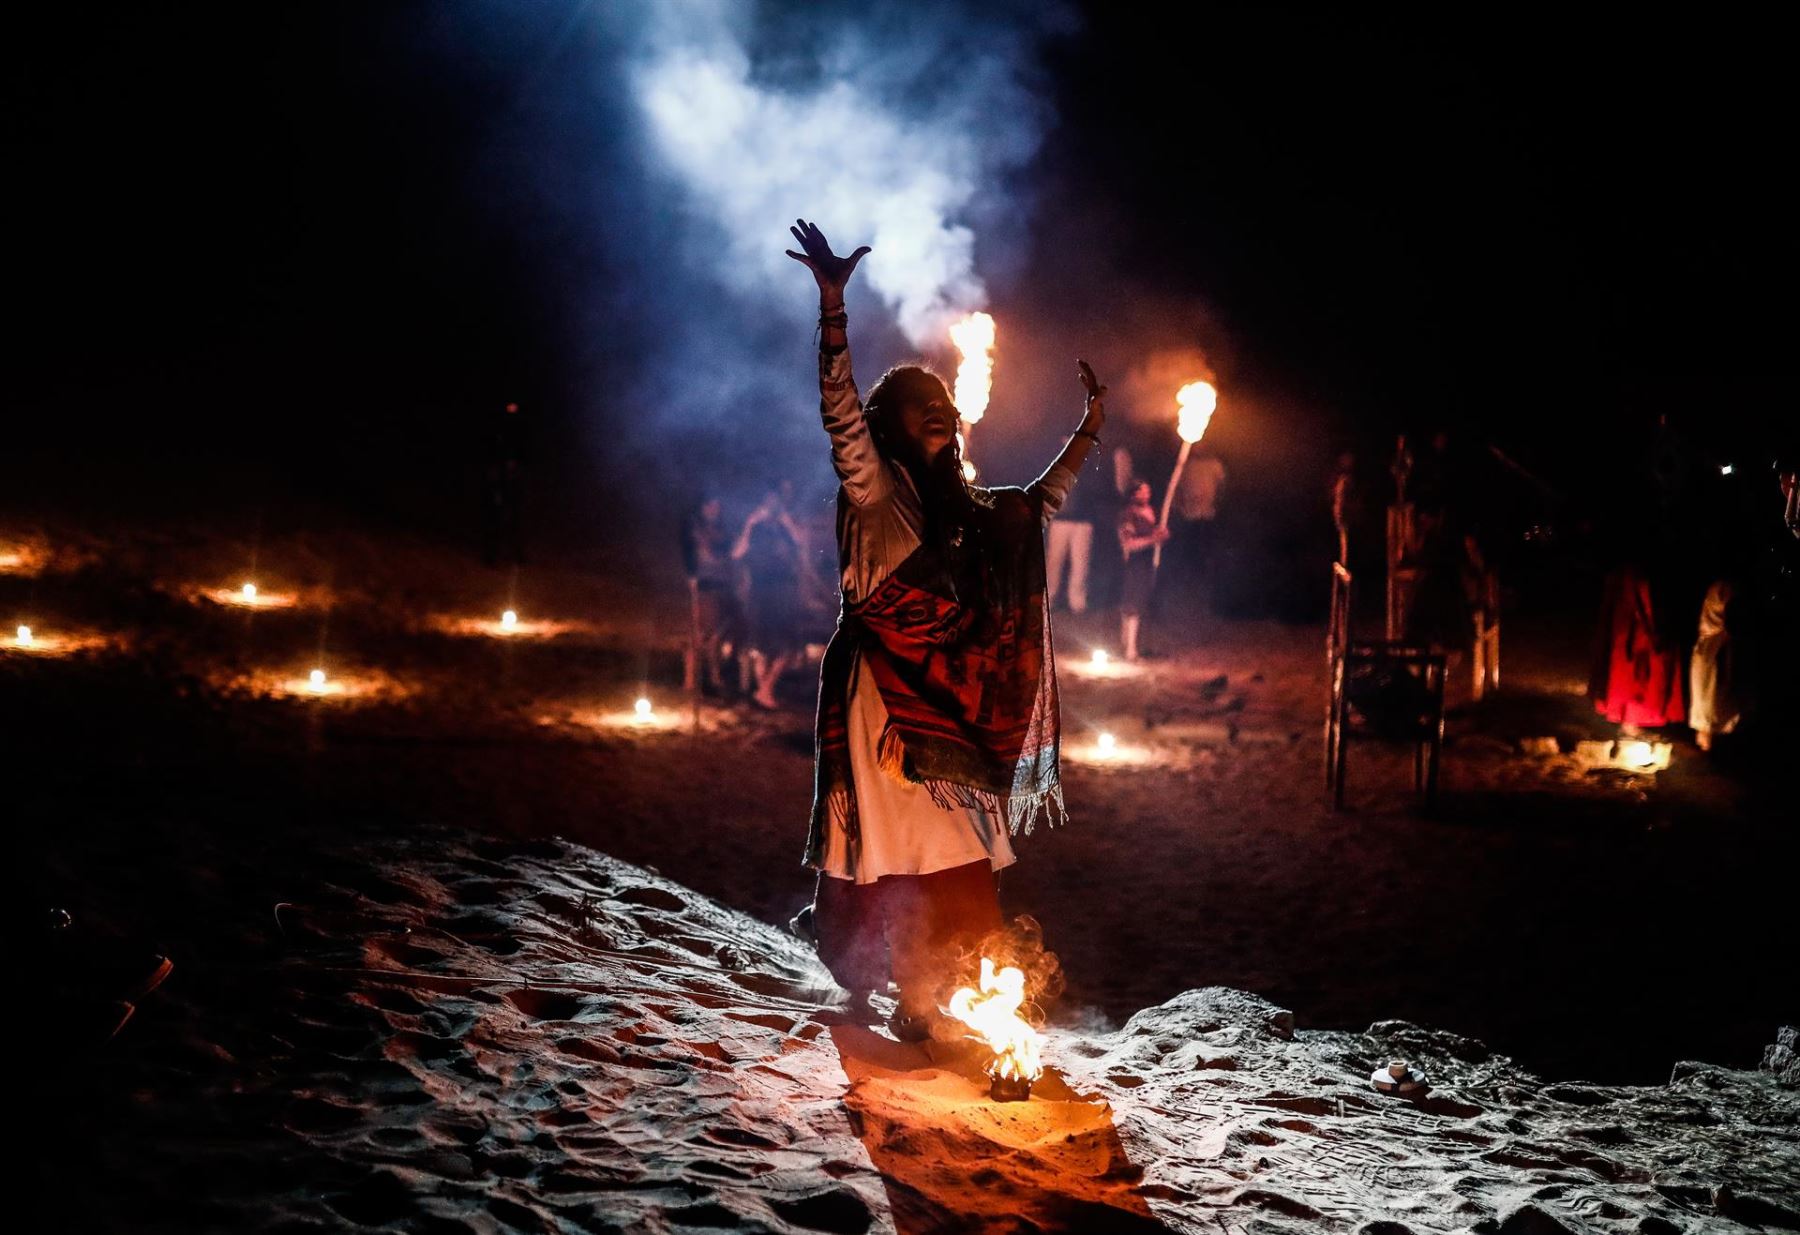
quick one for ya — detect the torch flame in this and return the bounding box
[948,312,996,426]
[947,957,1044,1084]
[1175,380,1217,444]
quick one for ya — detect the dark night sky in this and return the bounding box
[10,4,1790,544]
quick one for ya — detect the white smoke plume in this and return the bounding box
[624,1,1064,348]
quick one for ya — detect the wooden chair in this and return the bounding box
[1326,565,1446,810]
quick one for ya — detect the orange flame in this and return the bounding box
[947,957,1044,1083]
[949,312,996,426]
[1175,380,1217,444]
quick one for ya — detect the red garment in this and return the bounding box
[1590,566,1686,727]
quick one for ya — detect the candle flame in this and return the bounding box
[948,957,1044,1084]
[1091,648,1109,666]
[241,582,257,600]
[1097,731,1117,756]
[948,311,996,425]
[1175,380,1217,444]
[501,609,518,631]
[1618,740,1671,771]
[15,625,31,646]
[309,668,327,691]
[634,697,653,718]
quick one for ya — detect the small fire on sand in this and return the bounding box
[5,623,106,657]
[0,543,48,576]
[429,610,577,640]
[948,957,1045,1102]
[200,581,299,610]
[1617,740,1673,772]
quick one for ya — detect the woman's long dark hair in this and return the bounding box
[862,364,994,539]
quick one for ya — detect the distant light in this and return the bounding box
[1720,464,1734,476]
[634,697,653,718]
[242,582,257,600]
[15,625,31,646]
[1091,648,1109,667]
[1097,731,1117,755]
[501,609,518,631]
[309,668,327,691]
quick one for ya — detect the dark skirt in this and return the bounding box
[1120,551,1155,616]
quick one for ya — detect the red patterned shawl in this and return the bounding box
[804,486,1065,871]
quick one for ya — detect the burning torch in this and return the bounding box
[949,312,995,482]
[1154,380,1218,569]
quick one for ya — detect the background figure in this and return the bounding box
[1589,559,1687,731]
[482,400,525,565]
[734,487,807,709]
[681,495,742,695]
[1117,478,1169,661]
[1046,444,1111,615]
[1689,580,1739,751]
[1170,442,1226,615]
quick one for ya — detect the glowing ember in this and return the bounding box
[501,609,518,631]
[15,625,31,647]
[634,697,654,719]
[948,957,1044,1093]
[1096,731,1117,756]
[1175,380,1218,444]
[1091,648,1109,667]
[948,311,996,425]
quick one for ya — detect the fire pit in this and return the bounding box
[948,957,1044,1103]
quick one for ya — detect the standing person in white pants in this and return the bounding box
[1046,438,1122,616]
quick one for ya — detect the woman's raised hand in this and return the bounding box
[786,219,871,304]
[1077,359,1107,407]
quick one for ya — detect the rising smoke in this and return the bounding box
[622,1,1067,349]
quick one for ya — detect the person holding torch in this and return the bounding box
[784,219,1104,1040]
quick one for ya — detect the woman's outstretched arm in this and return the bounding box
[1027,359,1109,516]
[786,218,887,505]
